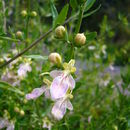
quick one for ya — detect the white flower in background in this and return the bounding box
[17,63,32,78]
[0,118,14,130]
[50,60,76,100]
[88,45,96,50]
[99,73,111,87]
[101,45,107,55]
[51,94,73,120]
[43,118,53,130]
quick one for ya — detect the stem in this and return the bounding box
[75,5,85,34]
[0,15,77,68]
[25,0,31,48]
[2,0,6,32]
[69,4,85,60]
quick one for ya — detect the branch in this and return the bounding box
[0,15,77,69]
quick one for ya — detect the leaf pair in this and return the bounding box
[50,0,69,28]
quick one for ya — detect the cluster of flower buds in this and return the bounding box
[21,10,37,18]
[54,25,86,47]
[14,107,25,116]
[25,53,76,121]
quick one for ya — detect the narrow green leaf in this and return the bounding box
[50,0,58,20]
[24,55,48,60]
[0,36,20,42]
[83,4,101,18]
[54,4,69,27]
[0,81,24,95]
[86,32,97,41]
[85,0,96,12]
[70,0,78,9]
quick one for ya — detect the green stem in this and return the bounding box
[69,4,85,60]
[25,0,30,48]
[75,5,85,34]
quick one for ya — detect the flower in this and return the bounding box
[50,60,76,100]
[0,118,14,130]
[25,86,50,100]
[1,71,20,86]
[17,62,32,78]
[51,95,73,120]
[43,118,53,130]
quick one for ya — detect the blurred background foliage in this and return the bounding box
[0,0,130,130]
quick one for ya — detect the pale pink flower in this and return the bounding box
[1,71,20,86]
[0,118,14,130]
[50,70,75,100]
[17,63,32,78]
[26,86,50,100]
[51,98,73,120]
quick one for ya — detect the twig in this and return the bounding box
[0,15,77,69]
[2,0,6,32]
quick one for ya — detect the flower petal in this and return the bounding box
[50,70,63,78]
[67,75,75,90]
[0,118,9,129]
[66,100,73,111]
[44,89,51,99]
[50,76,69,100]
[51,100,66,120]
[26,86,46,100]
[7,124,14,130]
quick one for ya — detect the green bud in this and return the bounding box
[49,52,62,65]
[55,26,66,39]
[74,33,86,46]
[14,107,20,113]
[30,11,37,17]
[20,110,25,116]
[16,31,23,39]
[21,10,27,17]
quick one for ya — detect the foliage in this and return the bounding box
[0,0,129,130]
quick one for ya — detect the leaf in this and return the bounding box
[54,4,69,27]
[83,4,101,18]
[86,32,97,42]
[50,0,58,25]
[24,55,48,60]
[85,0,96,12]
[0,81,24,95]
[0,36,20,42]
[70,0,78,9]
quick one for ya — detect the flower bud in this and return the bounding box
[55,26,66,39]
[0,58,4,63]
[14,107,20,113]
[16,31,23,39]
[74,33,86,46]
[21,10,27,17]
[30,11,37,17]
[23,99,28,104]
[20,110,25,116]
[48,52,62,65]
